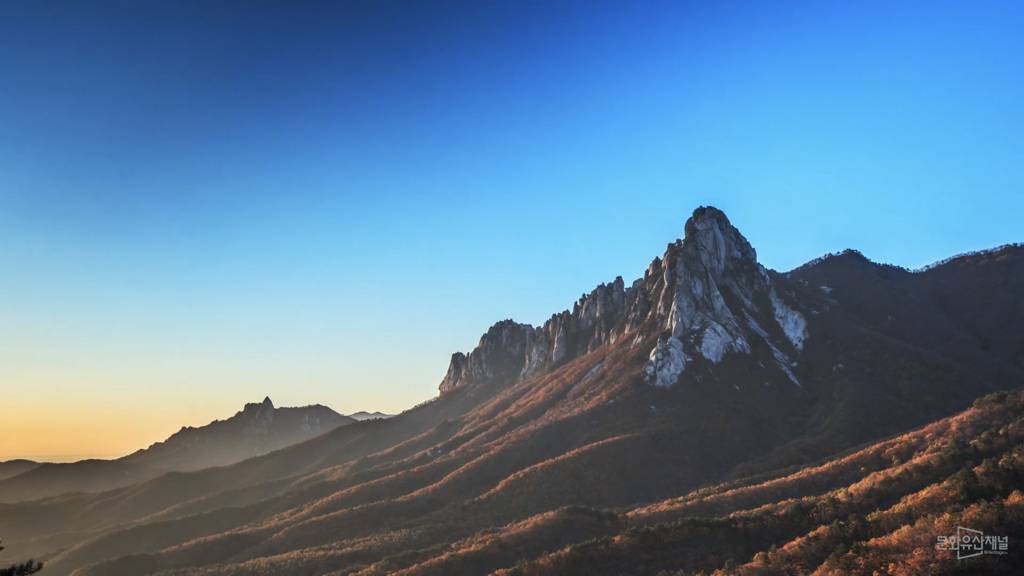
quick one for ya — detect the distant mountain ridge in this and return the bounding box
[0,398,352,503]
[347,411,393,421]
[122,396,352,471]
[0,460,38,481]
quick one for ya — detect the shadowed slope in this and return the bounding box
[495,389,1024,576]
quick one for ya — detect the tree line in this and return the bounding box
[0,540,42,576]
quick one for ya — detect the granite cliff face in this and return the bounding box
[439,206,808,393]
[644,206,807,387]
[437,277,635,394]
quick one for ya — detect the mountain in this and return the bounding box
[0,398,353,503]
[472,389,1024,576]
[0,461,38,482]
[1,207,1020,575]
[121,397,353,472]
[347,411,393,421]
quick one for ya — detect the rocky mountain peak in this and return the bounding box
[257,396,274,420]
[681,206,757,276]
[243,396,275,414]
[439,206,809,394]
[646,206,808,386]
[239,397,277,434]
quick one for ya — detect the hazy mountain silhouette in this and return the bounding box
[0,398,352,503]
[0,462,38,482]
[347,411,394,421]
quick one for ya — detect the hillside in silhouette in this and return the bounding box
[0,462,38,482]
[0,398,352,503]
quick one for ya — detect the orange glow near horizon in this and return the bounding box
[0,360,426,462]
[1,380,250,462]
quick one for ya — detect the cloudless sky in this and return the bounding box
[1,0,1022,460]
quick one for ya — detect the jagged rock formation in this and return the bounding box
[438,321,539,393]
[242,396,276,434]
[438,276,634,394]
[439,206,808,393]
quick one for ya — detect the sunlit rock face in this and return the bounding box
[642,206,809,387]
[438,352,468,394]
[770,288,808,350]
[438,206,809,394]
[660,207,760,364]
[437,320,539,393]
[645,335,687,388]
[437,280,636,393]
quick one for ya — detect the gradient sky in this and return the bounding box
[1,0,1022,461]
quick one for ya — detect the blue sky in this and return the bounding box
[1,0,1022,459]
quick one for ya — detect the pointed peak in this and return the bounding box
[679,206,757,272]
[436,205,775,397]
[683,206,731,240]
[243,396,275,414]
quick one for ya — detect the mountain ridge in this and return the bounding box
[0,461,39,482]
[439,207,809,396]
[347,411,393,421]
[2,206,1021,575]
[0,399,353,504]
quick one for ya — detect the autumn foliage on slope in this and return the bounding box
[497,389,1024,576]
